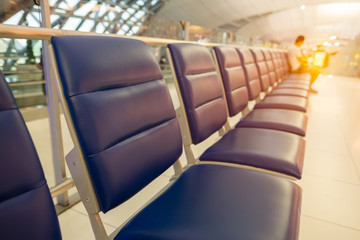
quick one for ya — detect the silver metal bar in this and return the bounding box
[8,80,45,86]
[50,48,101,215]
[183,21,190,41]
[166,48,197,166]
[170,159,183,181]
[40,0,69,207]
[0,23,222,47]
[50,178,74,198]
[89,214,108,240]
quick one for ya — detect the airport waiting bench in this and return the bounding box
[236,47,308,112]
[0,36,302,240]
[167,43,306,180]
[271,51,311,90]
[50,35,303,239]
[262,49,309,98]
[213,45,308,136]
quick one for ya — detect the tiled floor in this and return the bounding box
[25,74,360,239]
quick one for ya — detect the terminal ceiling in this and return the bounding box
[157,0,360,44]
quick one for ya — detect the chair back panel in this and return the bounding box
[271,51,283,79]
[52,36,182,212]
[236,48,261,100]
[262,49,277,86]
[213,46,249,117]
[251,49,270,91]
[168,43,227,144]
[281,52,290,74]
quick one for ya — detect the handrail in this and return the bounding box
[0,24,279,51]
[0,23,221,47]
[8,80,45,87]
[50,178,74,198]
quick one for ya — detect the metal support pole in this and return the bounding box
[227,32,234,44]
[40,0,69,206]
[180,21,190,41]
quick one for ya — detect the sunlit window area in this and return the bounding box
[1,0,164,35]
[0,0,167,108]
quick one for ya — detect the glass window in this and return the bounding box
[55,8,66,14]
[74,1,97,17]
[0,39,10,52]
[1,0,166,37]
[151,0,159,6]
[115,6,123,12]
[49,0,58,7]
[127,8,136,14]
[121,11,130,20]
[50,15,60,24]
[89,4,107,18]
[3,11,24,25]
[131,25,140,34]
[78,19,95,32]
[89,11,96,18]
[117,29,125,35]
[121,25,130,32]
[58,1,70,10]
[95,23,106,33]
[108,11,116,21]
[26,13,41,27]
[136,1,145,6]
[14,39,27,49]
[62,17,82,30]
[64,0,81,9]
[134,10,145,19]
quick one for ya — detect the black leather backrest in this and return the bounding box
[213,46,249,117]
[0,71,62,240]
[52,36,182,212]
[262,49,277,86]
[168,43,227,144]
[251,49,270,91]
[236,48,262,100]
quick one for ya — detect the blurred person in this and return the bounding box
[313,44,337,69]
[288,35,320,93]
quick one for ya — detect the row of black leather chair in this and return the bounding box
[273,51,311,90]
[265,51,310,98]
[0,36,304,240]
[215,47,307,136]
[167,43,310,180]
